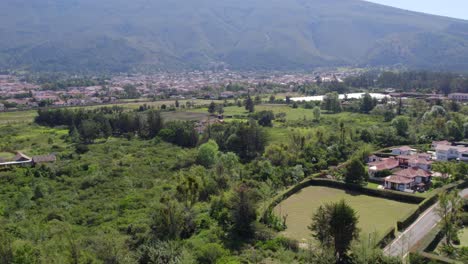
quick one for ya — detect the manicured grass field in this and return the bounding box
[274,186,417,243]
[459,227,468,247]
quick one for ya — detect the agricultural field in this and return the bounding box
[0,110,38,124]
[274,186,417,243]
[0,124,69,156]
[161,111,209,121]
[0,99,220,124]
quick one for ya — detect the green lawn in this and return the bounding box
[459,227,468,247]
[274,186,417,243]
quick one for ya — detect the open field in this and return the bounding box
[194,104,384,124]
[274,186,417,243]
[0,124,69,156]
[0,152,15,160]
[459,227,468,247]
[0,110,38,124]
[0,99,220,124]
[161,111,209,121]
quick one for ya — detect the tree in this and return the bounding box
[197,140,219,168]
[269,95,276,103]
[175,100,180,108]
[360,93,374,113]
[254,95,262,105]
[78,119,101,143]
[176,173,201,208]
[308,205,332,247]
[253,110,275,127]
[344,158,368,185]
[360,129,374,143]
[446,121,463,141]
[391,116,409,137]
[313,106,321,121]
[230,184,257,238]
[309,200,360,262]
[0,230,13,264]
[208,101,216,114]
[216,104,224,115]
[150,198,195,241]
[245,95,255,113]
[323,92,342,113]
[436,191,463,248]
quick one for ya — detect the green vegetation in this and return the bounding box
[274,186,417,243]
[2,1,468,72]
[0,76,466,263]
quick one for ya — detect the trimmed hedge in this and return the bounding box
[377,226,395,248]
[424,228,445,253]
[409,252,459,264]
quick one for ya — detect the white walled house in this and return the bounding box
[435,144,468,161]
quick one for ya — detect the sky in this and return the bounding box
[366,0,468,20]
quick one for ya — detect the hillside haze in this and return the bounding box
[1,0,468,72]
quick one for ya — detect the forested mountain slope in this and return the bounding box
[1,0,468,72]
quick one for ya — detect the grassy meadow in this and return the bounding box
[274,186,417,243]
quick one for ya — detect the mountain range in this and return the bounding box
[1,0,468,72]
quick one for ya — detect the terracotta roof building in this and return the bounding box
[368,158,399,176]
[384,167,432,192]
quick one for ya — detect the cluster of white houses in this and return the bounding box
[368,141,468,192]
[0,152,56,168]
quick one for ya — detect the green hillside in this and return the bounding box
[1,0,468,72]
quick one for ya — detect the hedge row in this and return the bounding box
[424,228,445,253]
[377,226,396,248]
[396,180,465,231]
[409,252,459,264]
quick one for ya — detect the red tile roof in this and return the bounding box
[368,158,399,171]
[385,175,413,184]
[393,146,412,151]
[409,158,432,165]
[394,167,431,178]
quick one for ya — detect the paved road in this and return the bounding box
[384,188,468,257]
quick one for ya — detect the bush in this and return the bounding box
[256,236,299,252]
[195,243,228,264]
[75,143,89,154]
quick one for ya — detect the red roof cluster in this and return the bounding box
[368,158,399,171]
[394,167,431,178]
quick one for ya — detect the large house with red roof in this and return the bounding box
[384,167,432,192]
[368,158,399,177]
